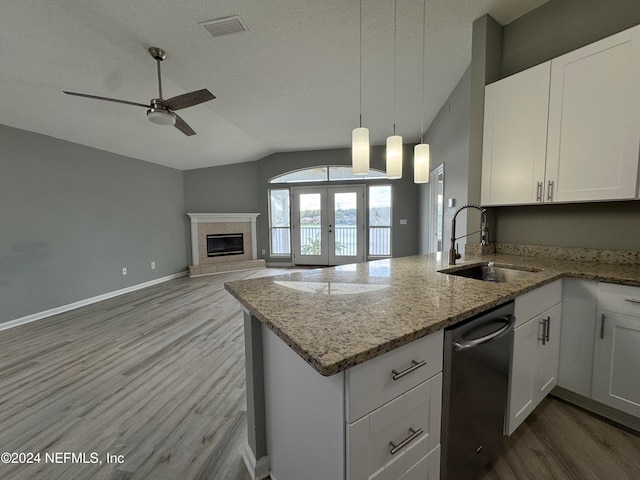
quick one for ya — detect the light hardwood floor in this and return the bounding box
[1,268,638,480]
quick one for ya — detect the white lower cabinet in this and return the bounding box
[507,280,562,435]
[263,327,443,480]
[592,283,640,418]
[347,375,442,480]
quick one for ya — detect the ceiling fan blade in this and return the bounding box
[174,113,196,136]
[63,91,150,108]
[164,89,215,111]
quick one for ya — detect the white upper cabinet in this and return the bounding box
[546,26,640,202]
[481,24,640,206]
[481,62,551,206]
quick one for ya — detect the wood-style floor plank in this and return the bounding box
[1,267,638,480]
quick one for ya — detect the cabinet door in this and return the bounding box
[536,303,562,399]
[481,62,551,206]
[546,25,640,202]
[506,317,538,435]
[592,310,640,418]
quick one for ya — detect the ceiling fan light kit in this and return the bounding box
[147,107,177,126]
[63,47,215,136]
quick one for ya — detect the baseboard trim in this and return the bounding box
[551,386,640,433]
[0,271,187,332]
[242,443,270,480]
[265,261,294,267]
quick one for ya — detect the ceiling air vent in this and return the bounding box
[201,16,248,38]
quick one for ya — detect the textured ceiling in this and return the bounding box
[0,0,548,170]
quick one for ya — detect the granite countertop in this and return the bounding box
[224,253,640,376]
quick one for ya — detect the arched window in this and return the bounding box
[269,165,386,184]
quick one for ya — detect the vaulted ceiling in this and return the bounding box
[1,0,548,170]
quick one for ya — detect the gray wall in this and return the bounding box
[183,145,420,263]
[184,161,260,213]
[474,0,640,250]
[419,67,472,254]
[0,124,189,324]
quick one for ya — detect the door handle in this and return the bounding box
[539,318,547,345]
[453,315,515,351]
[545,316,550,342]
[536,182,543,202]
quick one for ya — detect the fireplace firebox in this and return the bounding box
[206,233,244,257]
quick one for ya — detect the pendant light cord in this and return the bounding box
[421,0,426,143]
[393,0,397,136]
[359,0,363,128]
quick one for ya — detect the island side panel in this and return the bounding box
[263,327,346,480]
[243,311,270,479]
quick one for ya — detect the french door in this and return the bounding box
[291,186,365,266]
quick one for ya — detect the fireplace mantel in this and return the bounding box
[187,213,260,268]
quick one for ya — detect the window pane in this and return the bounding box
[269,189,291,256]
[329,166,386,181]
[299,193,322,256]
[271,228,291,255]
[369,185,391,227]
[271,167,328,183]
[270,189,290,227]
[334,192,357,256]
[369,227,391,256]
[270,166,386,183]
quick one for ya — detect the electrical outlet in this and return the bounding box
[261,249,266,255]
[122,267,127,276]
[151,261,156,270]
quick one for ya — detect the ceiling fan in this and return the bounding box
[64,47,215,136]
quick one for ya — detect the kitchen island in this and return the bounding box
[224,251,640,480]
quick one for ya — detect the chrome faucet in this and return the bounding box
[448,204,489,265]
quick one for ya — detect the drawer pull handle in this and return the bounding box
[625,298,640,305]
[600,313,606,339]
[392,360,426,381]
[389,427,423,455]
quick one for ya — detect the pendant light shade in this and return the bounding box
[386,134,403,179]
[413,143,430,183]
[352,126,370,175]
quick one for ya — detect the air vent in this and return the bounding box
[201,16,248,38]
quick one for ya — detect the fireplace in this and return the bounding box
[186,213,264,277]
[207,233,244,257]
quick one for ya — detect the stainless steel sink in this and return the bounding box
[440,263,539,283]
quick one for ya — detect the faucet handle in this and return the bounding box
[455,243,461,260]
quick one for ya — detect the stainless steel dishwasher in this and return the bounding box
[441,301,515,480]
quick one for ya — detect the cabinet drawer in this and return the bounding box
[597,282,640,316]
[346,330,443,422]
[347,374,442,480]
[514,279,562,327]
[397,445,440,480]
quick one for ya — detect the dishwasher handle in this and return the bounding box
[453,314,515,351]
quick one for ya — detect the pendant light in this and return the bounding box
[352,0,370,175]
[386,0,403,180]
[414,0,430,183]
